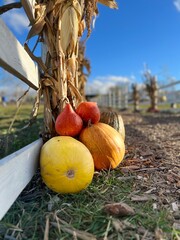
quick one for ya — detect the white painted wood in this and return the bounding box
[21,0,36,24]
[0,19,39,89]
[0,139,43,220]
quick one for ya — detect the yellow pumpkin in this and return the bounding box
[79,123,125,170]
[100,111,125,141]
[40,136,94,194]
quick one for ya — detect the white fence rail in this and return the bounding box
[0,0,42,220]
[0,139,43,220]
[0,19,39,90]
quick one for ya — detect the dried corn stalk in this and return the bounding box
[78,41,91,99]
[144,70,159,112]
[26,0,118,140]
[132,84,140,112]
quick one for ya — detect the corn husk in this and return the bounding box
[98,0,118,9]
[78,41,91,99]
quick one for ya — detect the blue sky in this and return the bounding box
[1,0,180,95]
[85,0,180,92]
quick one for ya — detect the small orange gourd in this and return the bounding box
[40,136,94,194]
[79,122,125,170]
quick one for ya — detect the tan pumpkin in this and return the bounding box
[100,111,125,141]
[40,136,94,194]
[79,122,125,170]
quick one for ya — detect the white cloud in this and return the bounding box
[2,9,30,34]
[174,0,180,11]
[86,75,132,94]
[6,0,17,3]
[97,75,130,83]
[3,0,16,3]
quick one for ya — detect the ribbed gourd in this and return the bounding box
[100,111,125,141]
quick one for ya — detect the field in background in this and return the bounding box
[128,102,180,111]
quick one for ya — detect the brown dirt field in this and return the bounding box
[120,111,180,236]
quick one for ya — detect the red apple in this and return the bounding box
[76,102,100,124]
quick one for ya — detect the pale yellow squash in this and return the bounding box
[40,136,94,194]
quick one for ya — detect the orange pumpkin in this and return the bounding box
[79,122,125,170]
[40,136,94,194]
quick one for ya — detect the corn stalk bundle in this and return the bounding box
[132,84,140,112]
[26,0,118,140]
[144,71,159,112]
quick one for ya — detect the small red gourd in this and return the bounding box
[55,103,83,137]
[76,101,100,124]
[79,122,125,170]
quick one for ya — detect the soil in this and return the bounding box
[121,111,180,237]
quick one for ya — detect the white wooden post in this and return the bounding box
[124,84,129,109]
[108,90,112,107]
[113,88,116,108]
[103,94,107,107]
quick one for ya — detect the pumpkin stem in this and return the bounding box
[87,119,92,127]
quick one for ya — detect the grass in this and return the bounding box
[0,169,173,239]
[0,103,43,158]
[0,103,178,239]
[131,102,180,111]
